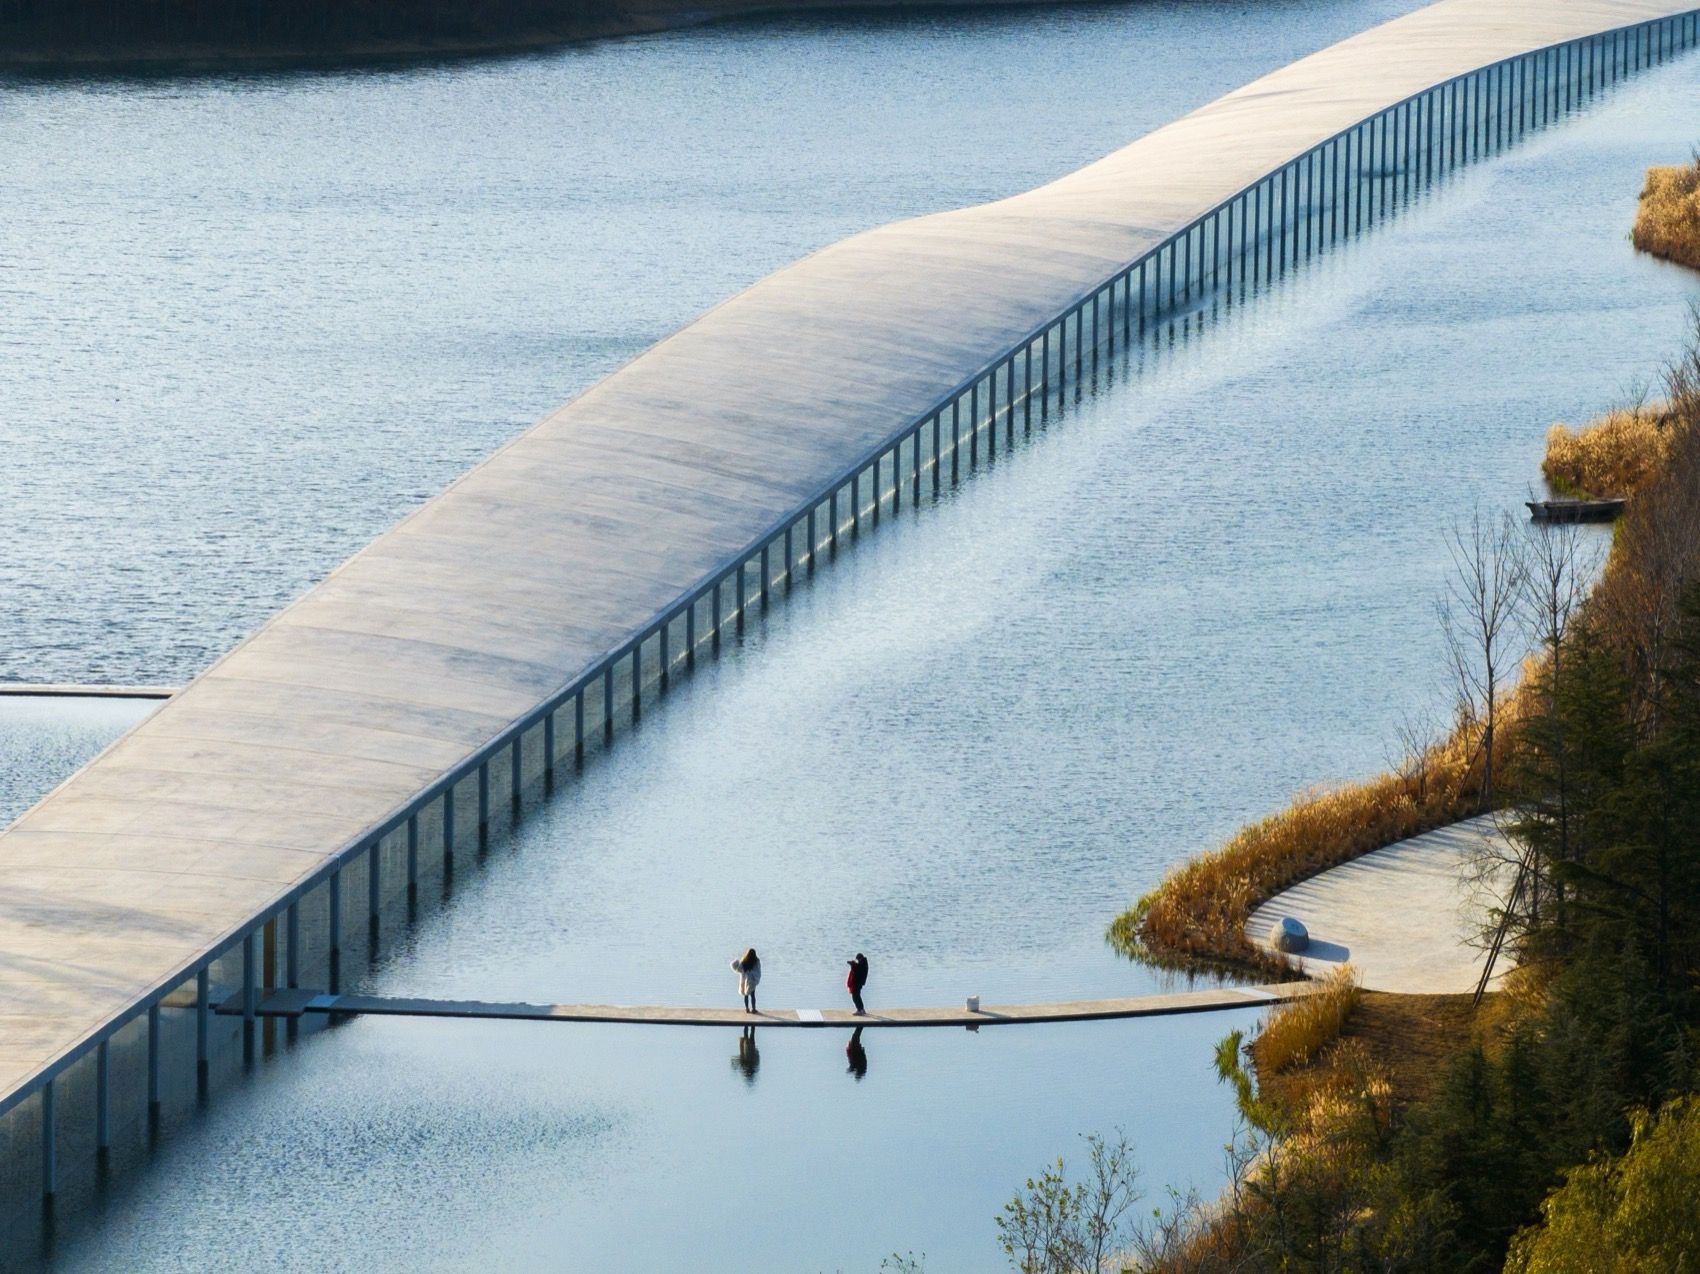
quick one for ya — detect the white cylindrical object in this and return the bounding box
[965,995,980,1013]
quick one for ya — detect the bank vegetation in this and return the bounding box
[1010,317,1700,1274]
[1631,152,1700,273]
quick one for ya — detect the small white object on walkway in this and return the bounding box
[1246,815,1518,995]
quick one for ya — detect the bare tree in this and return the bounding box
[1385,703,1443,805]
[1520,516,1598,673]
[1437,506,1528,812]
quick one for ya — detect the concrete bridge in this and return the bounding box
[3,0,1695,1201]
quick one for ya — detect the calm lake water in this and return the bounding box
[3,4,1699,1271]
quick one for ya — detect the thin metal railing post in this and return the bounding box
[96,1039,111,1151]
[286,902,300,987]
[477,760,491,845]
[147,1002,161,1114]
[328,871,342,991]
[243,928,259,1035]
[511,733,524,811]
[40,1080,55,1201]
[444,782,458,865]
[196,967,210,1086]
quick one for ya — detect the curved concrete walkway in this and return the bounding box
[1246,815,1518,994]
[1,0,1686,1123]
[223,982,1315,1028]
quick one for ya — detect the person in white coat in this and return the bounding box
[731,947,762,1013]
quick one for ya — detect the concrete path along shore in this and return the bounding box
[1246,815,1518,994]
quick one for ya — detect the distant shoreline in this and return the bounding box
[0,0,1075,74]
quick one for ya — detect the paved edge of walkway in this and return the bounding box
[1246,814,1517,994]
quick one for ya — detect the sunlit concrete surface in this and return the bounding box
[0,0,1687,1113]
[223,982,1316,1027]
[1247,815,1520,994]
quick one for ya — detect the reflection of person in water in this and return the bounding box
[732,1026,760,1084]
[845,1026,867,1081]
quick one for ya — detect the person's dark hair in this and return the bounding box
[741,947,758,968]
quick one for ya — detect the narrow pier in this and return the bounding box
[216,982,1313,1028]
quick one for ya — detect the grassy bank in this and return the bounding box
[1541,405,1671,499]
[1108,723,1490,974]
[1631,154,1700,272]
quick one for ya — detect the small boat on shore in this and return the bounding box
[1526,497,1626,524]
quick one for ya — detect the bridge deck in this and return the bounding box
[3,0,1694,1119]
[217,982,1312,1028]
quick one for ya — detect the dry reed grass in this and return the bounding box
[1110,718,1498,973]
[1542,407,1670,499]
[1631,156,1700,272]
[1252,965,1359,1075]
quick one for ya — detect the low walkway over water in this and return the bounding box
[218,982,1313,1029]
[2,0,1693,1193]
[1247,816,1517,994]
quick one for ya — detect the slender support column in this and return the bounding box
[195,966,209,1088]
[286,901,300,988]
[1006,357,1016,444]
[368,838,382,930]
[243,928,258,1024]
[931,415,941,492]
[851,472,862,536]
[659,625,671,692]
[912,429,923,501]
[40,1080,55,1201]
[736,561,748,629]
[968,385,978,467]
[603,666,615,741]
[950,400,960,483]
[784,525,794,584]
[406,814,420,893]
[544,712,556,793]
[830,490,840,551]
[574,693,585,767]
[147,1003,161,1113]
[512,732,524,811]
[477,760,490,846]
[444,783,457,864]
[327,874,342,991]
[97,1039,111,1151]
[631,647,642,719]
[1040,329,1051,414]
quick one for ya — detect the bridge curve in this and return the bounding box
[3,0,1696,1195]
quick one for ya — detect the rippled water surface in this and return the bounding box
[4,6,1700,1272]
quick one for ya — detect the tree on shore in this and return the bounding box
[1439,505,1527,812]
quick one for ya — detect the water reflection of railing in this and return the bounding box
[9,5,1699,1217]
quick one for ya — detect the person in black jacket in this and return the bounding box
[845,952,869,1016]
